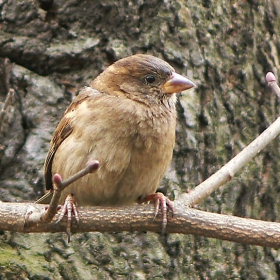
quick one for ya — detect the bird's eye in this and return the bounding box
[145,75,156,84]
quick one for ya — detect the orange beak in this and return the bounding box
[163,72,196,94]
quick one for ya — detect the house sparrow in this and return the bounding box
[37,54,195,229]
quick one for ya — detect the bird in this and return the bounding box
[37,54,195,233]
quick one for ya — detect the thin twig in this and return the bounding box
[266,72,280,99]
[4,58,12,93]
[29,160,100,224]
[179,72,280,206]
[59,160,100,191]
[0,88,14,130]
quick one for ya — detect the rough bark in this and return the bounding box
[0,0,280,279]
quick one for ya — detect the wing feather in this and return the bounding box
[43,88,98,191]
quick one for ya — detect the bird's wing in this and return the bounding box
[43,88,99,192]
[36,110,74,204]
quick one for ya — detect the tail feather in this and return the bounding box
[35,190,53,204]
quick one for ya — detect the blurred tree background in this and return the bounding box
[0,0,280,279]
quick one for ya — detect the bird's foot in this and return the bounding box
[56,194,79,242]
[141,192,174,233]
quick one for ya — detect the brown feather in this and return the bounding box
[43,89,100,191]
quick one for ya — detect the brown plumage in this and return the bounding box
[38,54,195,208]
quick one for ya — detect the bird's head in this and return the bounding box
[91,54,195,105]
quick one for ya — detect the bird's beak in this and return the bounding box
[163,72,196,94]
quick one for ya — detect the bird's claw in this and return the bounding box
[142,192,174,233]
[56,193,79,242]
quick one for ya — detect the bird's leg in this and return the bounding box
[56,193,79,243]
[139,192,174,233]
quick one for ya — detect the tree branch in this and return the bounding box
[0,201,279,248]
